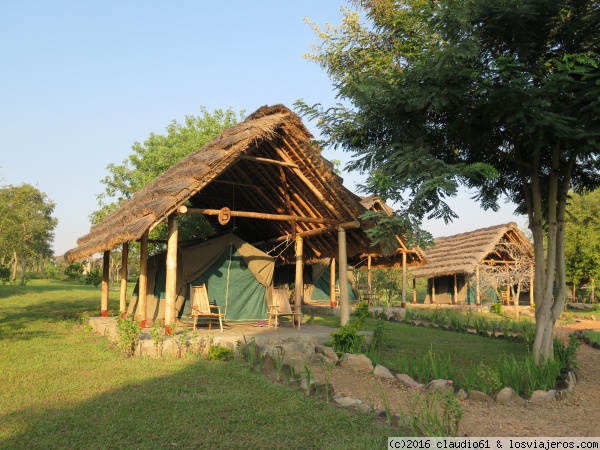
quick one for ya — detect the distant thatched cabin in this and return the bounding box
[410,222,534,306]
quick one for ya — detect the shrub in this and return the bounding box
[84,268,102,287]
[64,262,84,281]
[352,301,371,325]
[115,314,142,357]
[0,265,10,284]
[329,321,365,354]
[208,345,234,361]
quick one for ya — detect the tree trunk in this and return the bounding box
[11,251,18,283]
[20,255,26,285]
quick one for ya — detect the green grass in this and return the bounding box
[583,330,600,346]
[0,280,387,449]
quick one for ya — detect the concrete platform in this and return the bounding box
[89,316,341,360]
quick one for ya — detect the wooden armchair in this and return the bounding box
[268,287,302,330]
[187,284,224,332]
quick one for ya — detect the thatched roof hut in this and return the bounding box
[65,105,423,266]
[410,222,532,279]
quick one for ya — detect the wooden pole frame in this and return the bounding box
[453,273,458,305]
[476,266,481,306]
[330,258,336,308]
[179,206,337,225]
[101,250,110,317]
[413,277,417,304]
[294,235,303,325]
[431,276,436,304]
[401,252,407,308]
[338,227,350,326]
[137,231,149,326]
[119,243,129,313]
[164,215,179,331]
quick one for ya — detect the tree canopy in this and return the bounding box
[300,0,600,362]
[564,189,600,295]
[93,107,243,242]
[0,184,57,283]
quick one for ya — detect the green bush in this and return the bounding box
[64,262,84,281]
[0,265,10,284]
[84,268,102,287]
[329,321,365,354]
[208,345,234,361]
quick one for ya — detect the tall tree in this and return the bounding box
[93,107,243,242]
[300,0,600,362]
[564,189,600,301]
[0,184,58,284]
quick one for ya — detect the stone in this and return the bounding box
[262,354,277,374]
[314,345,339,364]
[469,390,494,404]
[300,377,318,394]
[426,379,453,392]
[566,303,595,311]
[334,396,366,409]
[529,390,548,405]
[373,364,395,379]
[545,390,556,401]
[306,354,327,364]
[339,353,374,372]
[396,373,424,389]
[495,387,516,405]
[455,388,468,401]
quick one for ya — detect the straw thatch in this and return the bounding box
[409,222,532,278]
[65,105,424,265]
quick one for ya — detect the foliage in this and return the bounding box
[207,345,235,362]
[92,107,244,245]
[490,303,503,315]
[64,262,85,281]
[353,300,372,324]
[150,321,166,357]
[0,184,57,284]
[115,314,142,357]
[301,0,600,363]
[0,265,10,284]
[84,268,102,288]
[564,189,600,293]
[398,390,463,437]
[553,333,580,373]
[329,320,365,354]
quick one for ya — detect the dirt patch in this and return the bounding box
[310,320,600,437]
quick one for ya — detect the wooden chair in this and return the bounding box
[187,284,224,332]
[268,287,302,330]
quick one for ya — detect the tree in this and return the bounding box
[300,0,600,362]
[92,107,244,243]
[564,189,600,301]
[0,184,58,284]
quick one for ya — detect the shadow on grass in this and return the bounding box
[0,357,388,449]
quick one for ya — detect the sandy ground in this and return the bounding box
[316,319,600,437]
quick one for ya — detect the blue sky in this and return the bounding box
[0,1,525,256]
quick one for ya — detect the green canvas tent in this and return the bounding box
[128,234,275,323]
[273,260,358,303]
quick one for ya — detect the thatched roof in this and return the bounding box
[409,222,532,278]
[65,105,424,265]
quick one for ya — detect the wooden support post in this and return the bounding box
[164,215,179,330]
[367,255,372,302]
[413,277,417,304]
[119,243,129,313]
[338,227,350,326]
[101,250,110,317]
[476,266,481,306]
[431,276,436,304]
[294,235,303,325]
[137,231,149,327]
[401,252,407,308]
[453,273,458,305]
[506,264,511,306]
[330,258,336,308]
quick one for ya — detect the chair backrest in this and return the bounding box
[191,284,212,314]
[273,287,293,314]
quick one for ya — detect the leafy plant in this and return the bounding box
[150,321,165,357]
[207,345,234,361]
[0,265,11,284]
[353,301,371,325]
[490,303,503,315]
[84,268,102,288]
[328,320,365,354]
[173,324,190,358]
[115,314,142,357]
[398,390,463,437]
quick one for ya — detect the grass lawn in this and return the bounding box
[583,330,600,346]
[0,280,387,449]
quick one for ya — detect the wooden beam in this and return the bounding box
[179,206,338,225]
[413,277,417,304]
[338,227,350,326]
[476,266,481,306]
[238,155,298,169]
[164,215,179,329]
[212,179,263,189]
[137,231,149,327]
[101,251,110,317]
[453,273,458,305]
[431,276,436,304]
[119,243,129,313]
[262,221,361,244]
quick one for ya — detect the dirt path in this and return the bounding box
[320,320,600,437]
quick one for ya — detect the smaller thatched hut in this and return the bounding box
[410,222,533,305]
